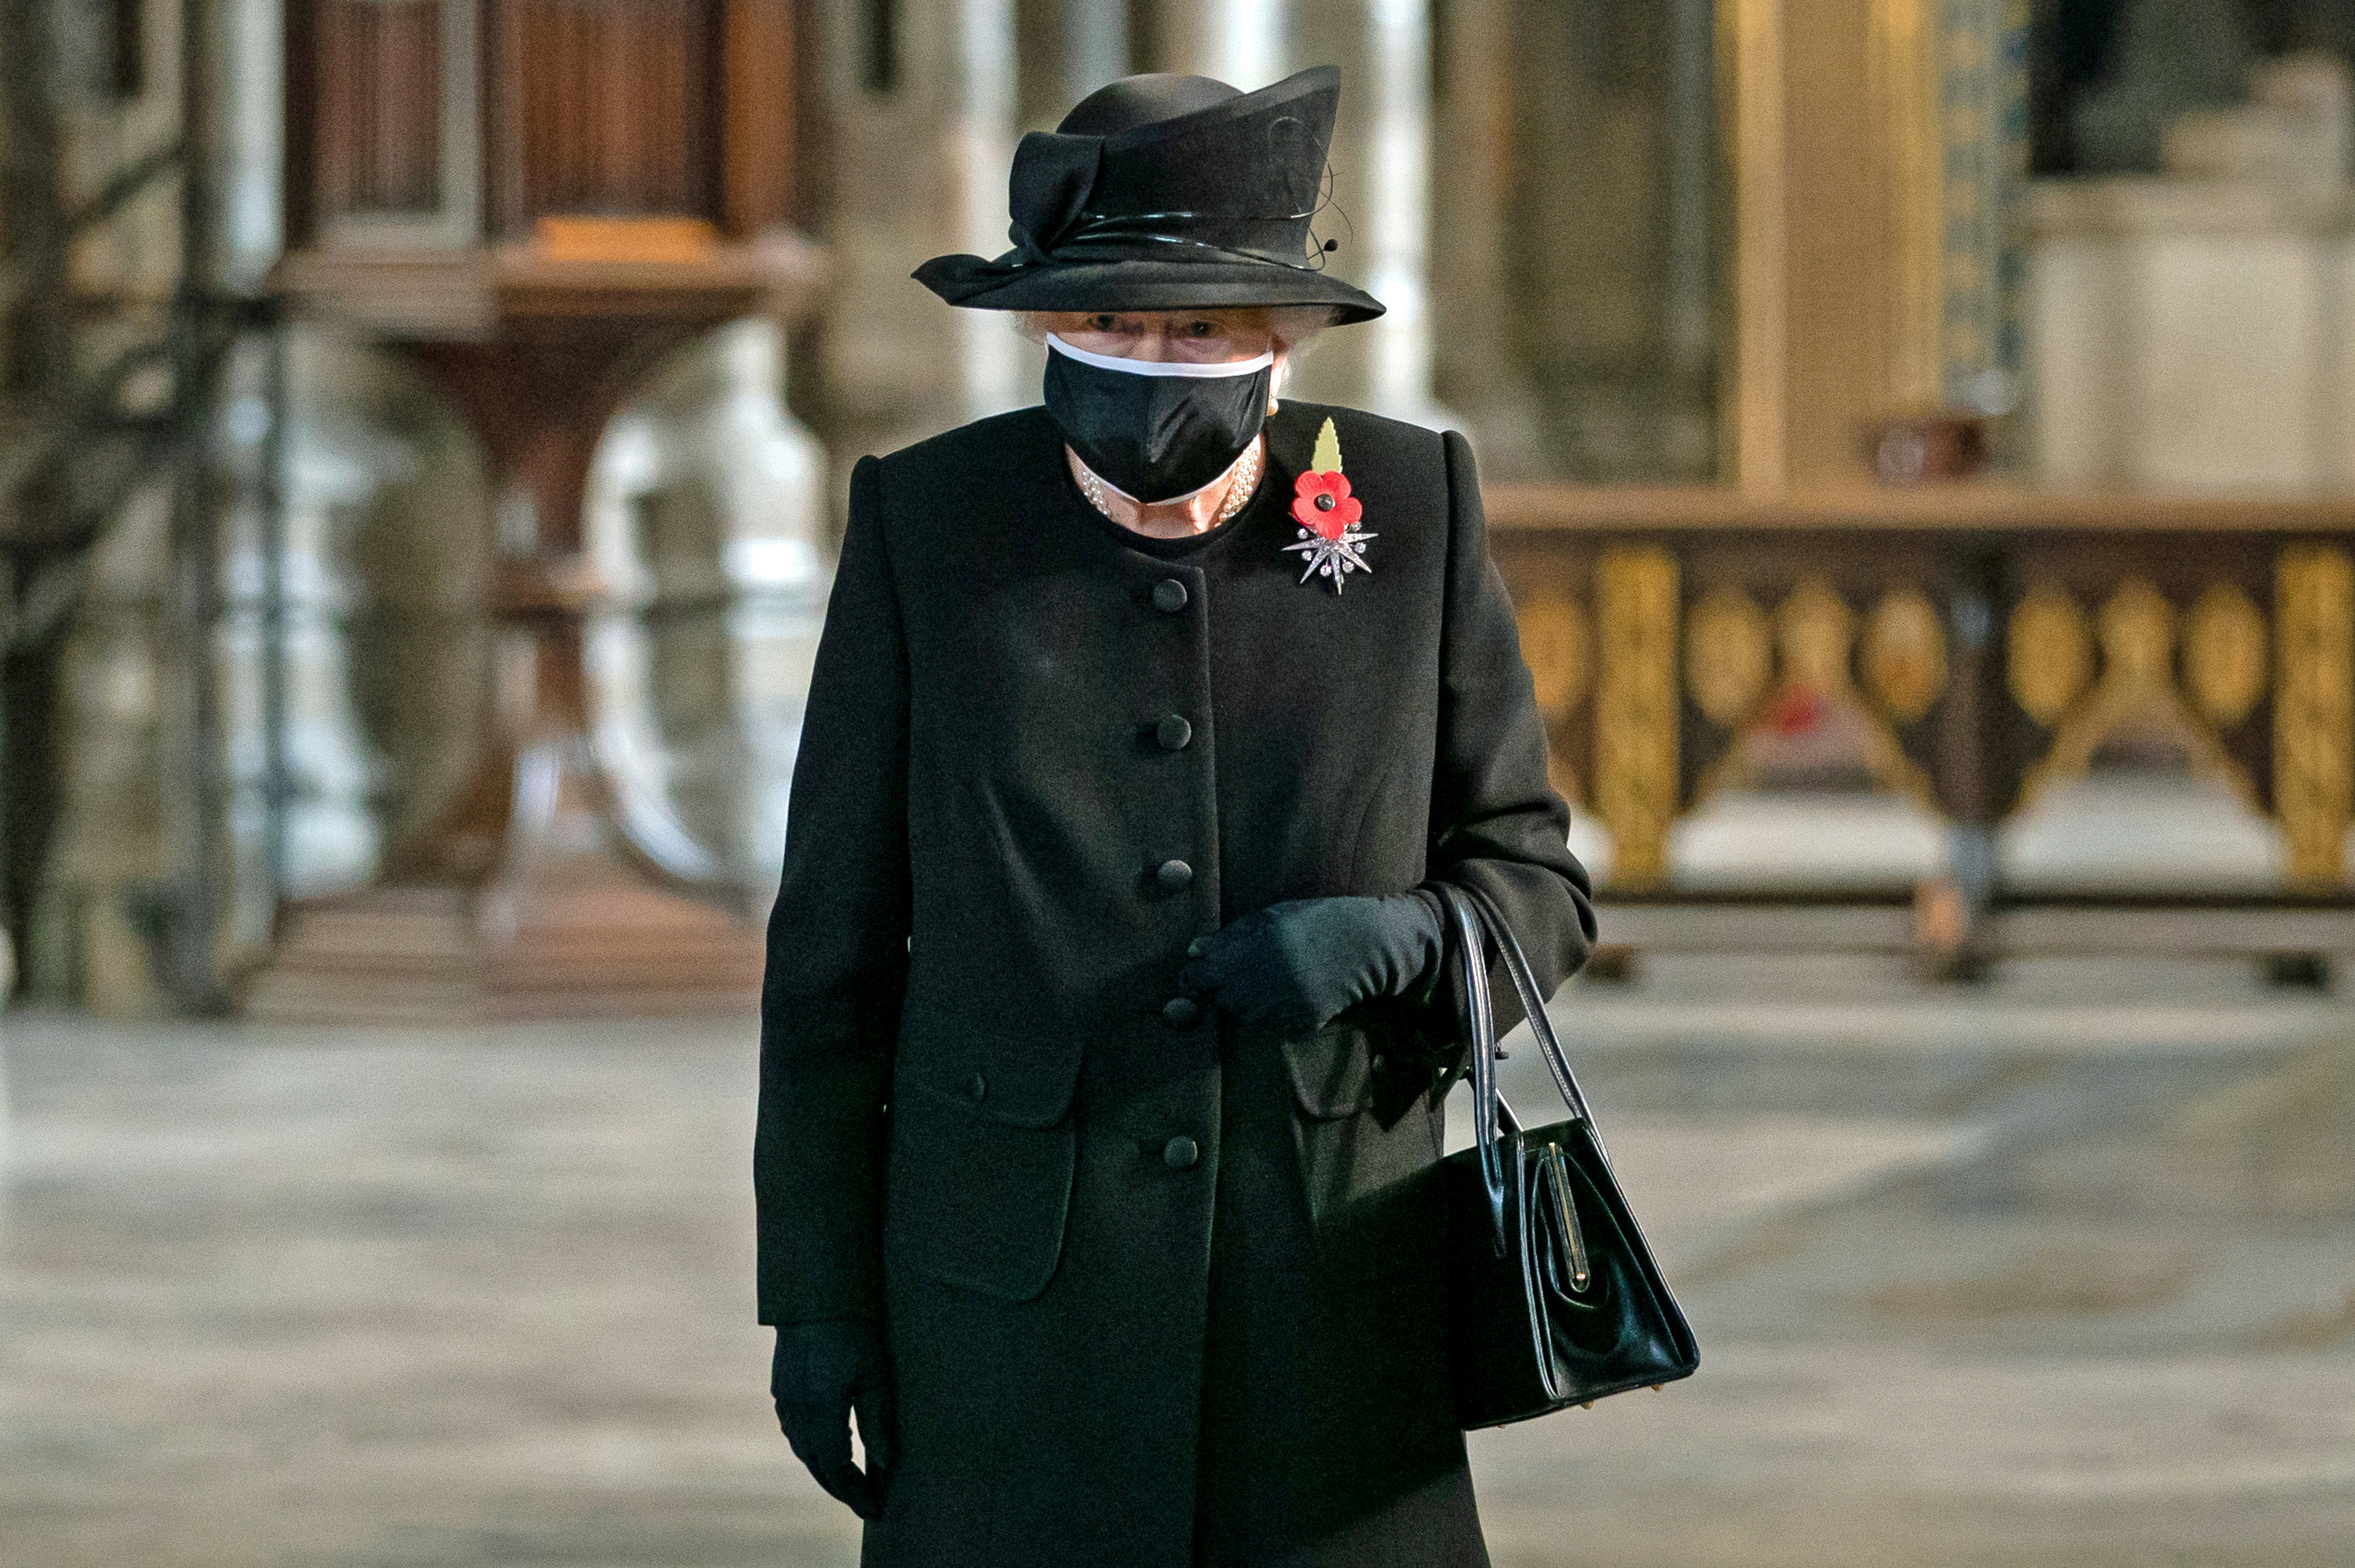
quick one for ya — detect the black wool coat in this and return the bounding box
[755,400,1595,1568]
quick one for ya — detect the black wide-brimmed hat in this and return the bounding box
[914,66,1385,325]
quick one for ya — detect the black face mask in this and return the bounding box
[1043,336,1273,503]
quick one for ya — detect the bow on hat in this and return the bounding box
[1008,132,1104,267]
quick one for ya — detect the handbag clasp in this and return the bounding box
[1538,1141,1591,1293]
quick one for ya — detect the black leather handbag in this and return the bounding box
[1434,881,1700,1429]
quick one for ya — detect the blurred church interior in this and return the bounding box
[10,0,2355,1016]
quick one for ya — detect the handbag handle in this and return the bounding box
[1434,881,1610,1257]
[1437,883,1512,1253]
[1459,881,1602,1145]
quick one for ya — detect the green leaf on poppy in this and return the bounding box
[1311,417,1343,476]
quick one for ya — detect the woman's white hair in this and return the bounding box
[1009,305,1339,354]
[1011,306,1336,403]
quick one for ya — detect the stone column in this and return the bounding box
[818,0,1028,468]
[218,0,284,288]
[214,330,493,957]
[1288,0,1445,426]
[1355,0,1442,425]
[1663,0,1719,466]
[1155,0,1290,88]
[219,335,393,957]
[1428,0,1538,471]
[949,0,1027,420]
[35,497,173,1014]
[1063,0,1131,104]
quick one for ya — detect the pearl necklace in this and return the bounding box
[1076,438,1263,532]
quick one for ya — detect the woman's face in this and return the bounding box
[1039,308,1276,364]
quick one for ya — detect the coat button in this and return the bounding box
[1156,713,1192,751]
[1153,578,1188,613]
[1162,1135,1200,1170]
[968,1072,988,1103]
[1162,995,1200,1027]
[1156,858,1193,892]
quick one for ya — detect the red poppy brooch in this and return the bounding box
[1284,419,1375,592]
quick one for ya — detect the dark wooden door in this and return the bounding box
[302,0,450,227]
[289,0,803,247]
[490,0,726,234]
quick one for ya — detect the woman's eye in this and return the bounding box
[1085,315,1117,331]
[1186,321,1217,336]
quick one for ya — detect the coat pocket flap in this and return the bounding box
[895,1004,1083,1128]
[1282,1019,1378,1120]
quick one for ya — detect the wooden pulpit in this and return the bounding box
[253,0,820,1021]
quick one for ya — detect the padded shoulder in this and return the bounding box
[876,406,1064,493]
[1273,400,1450,505]
[1290,400,1448,457]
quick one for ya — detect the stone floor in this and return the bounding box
[4,959,2353,1566]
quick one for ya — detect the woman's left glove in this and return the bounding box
[1180,890,1446,1036]
[772,1319,894,1519]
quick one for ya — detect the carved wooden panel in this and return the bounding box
[1592,548,1680,886]
[289,0,804,247]
[315,0,445,218]
[1486,488,2355,903]
[721,0,802,234]
[2275,546,2354,886]
[1998,536,2277,825]
[491,0,724,234]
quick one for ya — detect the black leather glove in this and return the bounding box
[1179,890,1446,1036]
[772,1318,895,1519]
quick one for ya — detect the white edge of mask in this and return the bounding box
[1046,335,1277,380]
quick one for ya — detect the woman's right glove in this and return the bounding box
[1179,890,1446,1036]
[771,1318,895,1519]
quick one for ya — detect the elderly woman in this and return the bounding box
[757,66,1593,1568]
